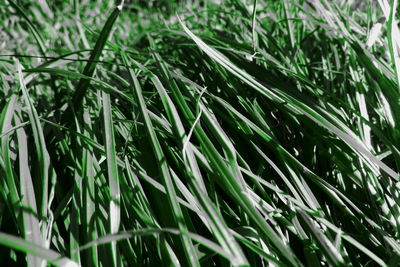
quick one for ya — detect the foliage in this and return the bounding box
[0,0,400,266]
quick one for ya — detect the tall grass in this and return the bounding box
[1,0,400,266]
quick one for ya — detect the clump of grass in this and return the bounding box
[1,0,400,266]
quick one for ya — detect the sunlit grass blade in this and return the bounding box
[23,67,134,103]
[101,87,120,266]
[121,53,199,267]
[17,61,55,244]
[81,108,98,266]
[387,0,400,92]
[315,216,386,267]
[153,71,301,266]
[178,16,399,181]
[297,210,345,266]
[75,228,230,260]
[15,108,44,267]
[0,232,78,267]
[3,0,400,266]
[62,1,125,122]
[148,63,249,266]
[0,94,20,226]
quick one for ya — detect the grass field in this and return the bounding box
[1,0,400,266]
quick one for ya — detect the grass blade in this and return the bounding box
[101,87,120,266]
[62,1,125,122]
[121,53,200,267]
[17,61,55,245]
[15,108,44,267]
[0,232,78,267]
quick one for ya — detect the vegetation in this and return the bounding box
[1,0,400,266]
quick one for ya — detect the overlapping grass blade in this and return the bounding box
[178,16,399,181]
[8,0,47,57]
[63,0,125,122]
[0,232,78,267]
[2,0,400,266]
[17,61,55,245]
[297,210,345,266]
[15,108,44,267]
[147,57,249,266]
[101,87,120,266]
[121,53,199,267]
[0,94,20,225]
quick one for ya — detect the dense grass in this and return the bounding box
[1,0,400,266]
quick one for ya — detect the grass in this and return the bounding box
[1,0,400,266]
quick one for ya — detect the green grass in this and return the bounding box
[1,0,400,266]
